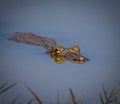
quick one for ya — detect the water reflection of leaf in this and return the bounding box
[0,83,8,90]
[24,83,42,104]
[69,88,77,104]
[10,94,21,104]
[0,82,17,94]
[57,91,65,104]
[99,84,120,104]
[0,82,120,104]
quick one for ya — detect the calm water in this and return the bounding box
[0,1,120,104]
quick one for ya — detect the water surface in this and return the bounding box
[0,1,120,103]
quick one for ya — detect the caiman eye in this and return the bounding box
[56,51,60,54]
[55,49,58,52]
[71,45,80,53]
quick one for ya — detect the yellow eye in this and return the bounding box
[56,50,61,54]
[55,45,64,55]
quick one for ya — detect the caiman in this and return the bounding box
[9,32,89,64]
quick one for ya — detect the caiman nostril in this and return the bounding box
[86,57,89,61]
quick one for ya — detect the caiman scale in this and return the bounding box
[9,32,89,64]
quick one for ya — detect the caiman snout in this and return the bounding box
[77,55,89,64]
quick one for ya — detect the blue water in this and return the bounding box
[0,1,120,104]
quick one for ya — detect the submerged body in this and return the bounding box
[9,32,89,64]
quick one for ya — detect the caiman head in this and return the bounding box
[49,45,89,64]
